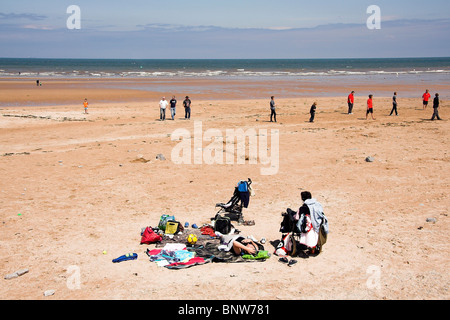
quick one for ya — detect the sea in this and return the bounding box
[1,57,449,79]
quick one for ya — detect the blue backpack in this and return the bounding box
[237,180,248,192]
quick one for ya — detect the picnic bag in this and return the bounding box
[214,215,232,234]
[140,227,162,244]
[158,214,175,231]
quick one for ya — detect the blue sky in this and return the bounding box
[1,0,449,58]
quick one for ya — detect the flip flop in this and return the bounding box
[278,257,289,263]
[288,259,297,267]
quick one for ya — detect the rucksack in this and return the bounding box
[158,214,175,231]
[279,208,297,233]
[237,180,248,192]
[214,215,232,234]
[140,227,162,244]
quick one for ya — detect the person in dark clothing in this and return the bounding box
[390,92,398,116]
[183,96,191,119]
[309,102,317,122]
[431,93,442,120]
[270,96,277,122]
[170,96,177,120]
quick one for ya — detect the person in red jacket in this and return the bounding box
[366,94,375,120]
[422,89,431,110]
[347,91,355,114]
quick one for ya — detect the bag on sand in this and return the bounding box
[165,221,181,235]
[214,215,232,234]
[140,227,162,244]
[158,214,175,231]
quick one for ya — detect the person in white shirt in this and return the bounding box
[159,97,168,121]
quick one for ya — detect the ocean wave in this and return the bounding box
[1,69,449,78]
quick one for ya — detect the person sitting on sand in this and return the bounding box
[296,191,329,254]
[366,94,376,120]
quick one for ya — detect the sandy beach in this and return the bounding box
[0,77,448,300]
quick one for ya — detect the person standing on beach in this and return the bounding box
[270,96,277,122]
[431,93,442,120]
[83,98,89,114]
[170,95,177,120]
[347,91,355,114]
[390,92,398,116]
[309,102,317,123]
[159,97,168,121]
[183,96,191,119]
[366,94,376,120]
[422,89,431,110]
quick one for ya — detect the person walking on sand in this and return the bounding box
[83,98,89,114]
[366,94,376,120]
[270,96,277,122]
[309,102,317,123]
[159,96,168,121]
[389,92,398,116]
[422,89,431,110]
[183,96,191,119]
[170,95,177,120]
[431,93,442,121]
[347,91,355,114]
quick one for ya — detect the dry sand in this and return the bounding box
[0,78,448,300]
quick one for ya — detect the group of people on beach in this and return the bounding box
[347,89,442,121]
[82,89,443,122]
[158,96,192,121]
[268,89,443,124]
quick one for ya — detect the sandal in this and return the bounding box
[278,257,289,263]
[288,259,297,267]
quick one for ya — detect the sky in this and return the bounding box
[1,0,449,59]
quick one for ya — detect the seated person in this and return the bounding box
[296,191,329,253]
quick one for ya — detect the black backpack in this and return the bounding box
[280,208,297,233]
[214,214,232,234]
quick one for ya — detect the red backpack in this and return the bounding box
[140,227,162,244]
